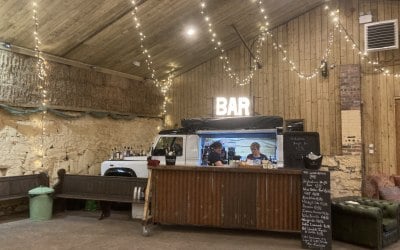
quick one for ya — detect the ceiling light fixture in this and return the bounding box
[185,26,196,37]
[133,61,141,67]
[3,42,11,48]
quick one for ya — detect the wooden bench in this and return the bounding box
[53,169,147,208]
[0,173,49,202]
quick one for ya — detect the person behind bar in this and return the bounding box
[208,141,224,166]
[246,142,268,165]
[172,137,183,156]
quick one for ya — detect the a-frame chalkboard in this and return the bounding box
[301,170,332,250]
[283,132,320,168]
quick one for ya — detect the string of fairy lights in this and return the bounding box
[331,9,399,77]
[200,1,400,83]
[322,5,400,78]
[130,0,174,115]
[27,0,400,136]
[262,3,400,79]
[32,1,49,168]
[266,10,338,80]
[256,4,339,80]
[199,0,341,83]
[200,0,269,86]
[129,0,400,117]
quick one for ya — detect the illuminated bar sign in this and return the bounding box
[215,97,250,116]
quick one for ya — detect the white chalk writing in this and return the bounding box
[301,170,331,250]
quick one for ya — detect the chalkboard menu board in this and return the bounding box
[283,132,320,168]
[301,170,331,250]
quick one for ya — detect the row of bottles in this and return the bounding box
[110,146,147,160]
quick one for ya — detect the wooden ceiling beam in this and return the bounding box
[231,24,262,69]
[0,44,144,81]
[61,0,148,57]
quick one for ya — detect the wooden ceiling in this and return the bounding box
[0,0,326,80]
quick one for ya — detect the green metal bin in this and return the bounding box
[28,186,54,221]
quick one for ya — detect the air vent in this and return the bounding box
[365,19,398,52]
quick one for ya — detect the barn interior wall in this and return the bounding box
[167,0,400,195]
[0,50,162,182]
[1,0,399,198]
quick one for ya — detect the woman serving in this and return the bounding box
[246,142,268,165]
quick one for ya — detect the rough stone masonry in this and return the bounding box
[0,110,161,182]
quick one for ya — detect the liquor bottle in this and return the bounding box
[120,147,124,160]
[115,148,120,160]
[133,144,137,156]
[110,148,114,160]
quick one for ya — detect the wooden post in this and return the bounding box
[142,168,152,223]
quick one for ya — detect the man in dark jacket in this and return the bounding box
[208,141,224,166]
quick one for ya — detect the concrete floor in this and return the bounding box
[1,210,400,250]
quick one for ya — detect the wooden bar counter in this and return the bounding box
[147,165,302,233]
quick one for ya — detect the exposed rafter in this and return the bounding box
[61,0,148,57]
[0,45,144,81]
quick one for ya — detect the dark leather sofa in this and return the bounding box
[332,197,399,249]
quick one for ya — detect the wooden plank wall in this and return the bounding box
[359,0,400,175]
[167,0,400,175]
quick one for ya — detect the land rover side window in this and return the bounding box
[152,137,183,156]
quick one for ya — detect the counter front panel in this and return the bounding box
[149,166,302,232]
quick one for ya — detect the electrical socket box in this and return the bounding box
[359,14,372,24]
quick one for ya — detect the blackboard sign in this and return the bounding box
[284,132,320,168]
[301,170,331,250]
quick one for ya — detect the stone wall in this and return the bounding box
[0,48,164,216]
[0,110,162,183]
[322,156,362,198]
